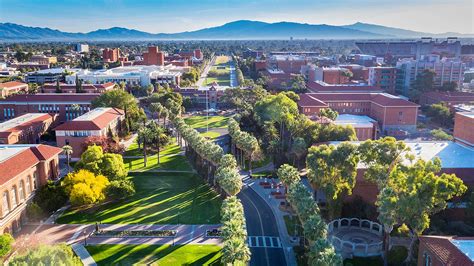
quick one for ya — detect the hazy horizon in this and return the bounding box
[0,0,472,34]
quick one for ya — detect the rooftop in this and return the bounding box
[307,81,382,93]
[334,114,376,128]
[0,113,52,133]
[419,236,474,265]
[299,92,419,108]
[0,81,27,89]
[0,93,100,104]
[54,107,124,131]
[27,68,80,75]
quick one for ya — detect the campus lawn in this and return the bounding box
[200,131,221,139]
[123,139,141,157]
[215,55,230,65]
[86,244,223,266]
[204,76,230,86]
[184,116,229,129]
[57,172,222,224]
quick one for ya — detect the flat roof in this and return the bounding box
[457,112,474,119]
[0,113,49,132]
[0,145,31,163]
[73,107,110,121]
[334,114,376,128]
[330,141,474,168]
[451,240,474,262]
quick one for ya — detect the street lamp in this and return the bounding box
[83,230,87,246]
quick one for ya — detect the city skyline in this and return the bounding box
[1,0,473,34]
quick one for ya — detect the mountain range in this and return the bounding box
[1,20,472,41]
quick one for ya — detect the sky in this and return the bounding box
[1,0,473,34]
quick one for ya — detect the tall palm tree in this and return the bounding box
[221,238,251,265]
[62,145,73,173]
[138,127,152,167]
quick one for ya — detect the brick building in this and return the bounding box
[102,48,120,63]
[454,112,474,147]
[418,236,473,266]
[339,64,369,81]
[55,107,125,158]
[0,113,55,144]
[266,54,308,74]
[143,46,165,66]
[0,144,62,234]
[30,55,57,65]
[307,81,383,93]
[42,82,115,94]
[298,93,419,133]
[368,67,397,94]
[333,114,377,140]
[0,81,28,98]
[420,91,474,108]
[0,94,99,123]
[177,84,226,110]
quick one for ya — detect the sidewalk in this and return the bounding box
[71,243,97,266]
[242,174,298,266]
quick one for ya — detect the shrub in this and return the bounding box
[34,181,68,213]
[9,244,81,265]
[388,246,408,266]
[391,224,411,237]
[106,179,136,199]
[62,169,109,206]
[0,234,13,258]
[26,203,44,222]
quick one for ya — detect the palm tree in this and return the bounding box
[150,102,163,121]
[138,127,152,167]
[217,169,242,196]
[221,237,251,265]
[62,145,73,173]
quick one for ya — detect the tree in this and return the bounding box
[75,145,128,180]
[220,196,250,265]
[426,102,454,127]
[33,181,68,213]
[306,143,359,219]
[430,128,453,140]
[221,237,251,265]
[0,234,13,258]
[147,121,170,165]
[138,127,153,167]
[9,244,81,266]
[410,69,435,101]
[319,108,338,121]
[92,90,142,130]
[289,74,307,93]
[439,81,457,92]
[83,136,124,154]
[62,169,109,206]
[290,137,307,168]
[376,158,467,262]
[106,179,136,199]
[62,145,73,173]
[308,239,342,266]
[277,164,300,187]
[55,79,61,93]
[75,75,83,93]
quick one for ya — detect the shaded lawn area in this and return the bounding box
[123,139,141,157]
[124,138,180,157]
[57,172,222,224]
[184,116,229,129]
[200,131,221,139]
[86,244,222,266]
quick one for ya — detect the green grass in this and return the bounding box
[57,172,222,224]
[86,244,222,266]
[123,139,141,157]
[184,116,229,129]
[215,56,230,65]
[204,76,230,86]
[200,131,221,139]
[344,256,383,266]
[283,215,303,237]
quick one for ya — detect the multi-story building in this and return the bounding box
[0,93,99,122]
[25,68,78,84]
[333,114,377,140]
[454,112,474,147]
[418,236,474,266]
[307,81,383,93]
[395,57,465,96]
[177,84,227,110]
[67,65,185,87]
[55,107,125,158]
[0,144,62,234]
[30,55,57,65]
[339,64,369,81]
[368,67,397,94]
[75,43,89,53]
[298,92,419,133]
[0,113,55,144]
[42,82,115,94]
[0,81,28,98]
[356,38,462,60]
[143,46,164,66]
[307,66,352,84]
[102,48,120,63]
[266,54,308,74]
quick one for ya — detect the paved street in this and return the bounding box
[239,187,286,266]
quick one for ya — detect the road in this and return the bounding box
[239,187,287,266]
[196,56,215,87]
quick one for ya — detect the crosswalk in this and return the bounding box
[247,236,282,248]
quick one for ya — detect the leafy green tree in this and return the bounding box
[75,145,128,180]
[33,181,68,213]
[319,108,338,121]
[138,127,153,167]
[306,143,359,219]
[290,137,307,168]
[106,179,136,199]
[409,69,436,101]
[277,164,300,187]
[0,234,14,258]
[308,239,342,266]
[430,128,453,140]
[377,158,467,262]
[10,244,81,266]
[426,102,454,127]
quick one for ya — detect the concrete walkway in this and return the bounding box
[71,243,97,266]
[241,174,298,266]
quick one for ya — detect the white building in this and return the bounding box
[66,65,188,87]
[75,44,89,53]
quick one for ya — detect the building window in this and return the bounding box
[33,172,39,190]
[19,181,25,201]
[10,187,17,208]
[423,252,432,266]
[2,192,10,216]
[26,176,31,193]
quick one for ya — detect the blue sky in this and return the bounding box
[1,0,472,34]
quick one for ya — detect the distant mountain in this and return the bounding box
[0,20,471,41]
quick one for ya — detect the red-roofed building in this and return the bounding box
[298,92,419,133]
[55,107,125,158]
[0,113,55,144]
[0,93,99,123]
[420,91,474,108]
[0,81,28,98]
[42,82,115,94]
[0,144,62,234]
[418,236,474,266]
